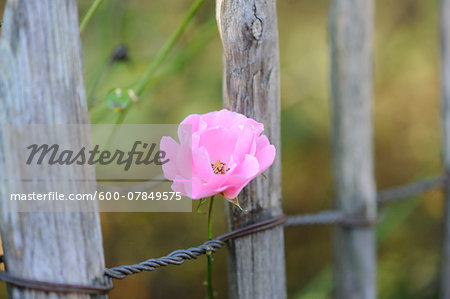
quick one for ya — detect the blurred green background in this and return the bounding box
[0,0,445,298]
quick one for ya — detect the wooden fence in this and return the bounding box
[441,0,450,298]
[0,1,107,298]
[0,0,449,298]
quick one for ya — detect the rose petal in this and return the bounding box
[256,135,270,149]
[177,123,193,146]
[176,144,193,179]
[255,144,276,172]
[192,146,214,181]
[246,118,264,136]
[233,124,256,163]
[233,154,260,178]
[160,136,180,180]
[191,178,228,199]
[198,127,238,163]
[221,155,260,199]
[162,109,275,201]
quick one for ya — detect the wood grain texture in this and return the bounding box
[0,1,107,298]
[329,1,377,298]
[440,0,450,297]
[216,0,286,298]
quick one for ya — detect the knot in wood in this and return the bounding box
[251,18,263,40]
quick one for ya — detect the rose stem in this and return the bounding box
[206,195,215,299]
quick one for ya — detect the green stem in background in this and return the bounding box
[80,0,105,35]
[206,196,215,299]
[114,109,127,125]
[87,62,112,108]
[134,0,205,96]
[95,0,205,125]
[88,0,206,124]
[100,109,127,154]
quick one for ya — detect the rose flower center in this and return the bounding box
[211,160,230,175]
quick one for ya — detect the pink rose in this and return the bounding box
[160,109,276,200]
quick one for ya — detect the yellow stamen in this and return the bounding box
[211,160,230,175]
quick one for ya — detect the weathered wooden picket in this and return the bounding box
[216,0,285,297]
[441,0,450,298]
[0,0,449,298]
[0,1,107,298]
[329,1,376,299]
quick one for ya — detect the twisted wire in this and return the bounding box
[285,211,344,227]
[377,175,446,204]
[104,174,447,279]
[105,215,287,279]
[0,174,445,286]
[105,239,224,279]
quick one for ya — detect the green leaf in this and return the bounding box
[261,172,267,179]
[196,198,208,214]
[226,197,247,214]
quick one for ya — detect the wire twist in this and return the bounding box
[105,239,224,279]
[0,174,445,289]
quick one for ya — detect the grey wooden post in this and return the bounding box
[440,0,450,297]
[216,0,286,298]
[0,1,108,298]
[329,1,377,299]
